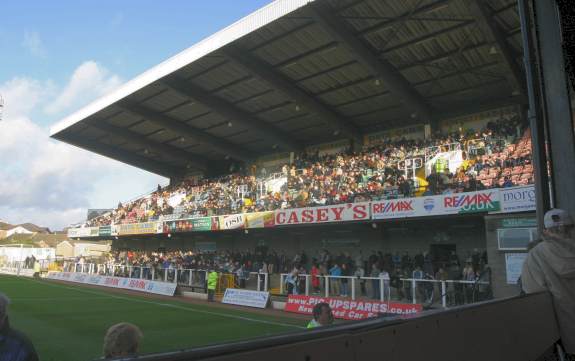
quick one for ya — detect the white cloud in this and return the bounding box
[22,31,46,58]
[0,63,167,230]
[44,61,122,115]
[0,77,55,119]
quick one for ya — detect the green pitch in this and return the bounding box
[0,275,305,361]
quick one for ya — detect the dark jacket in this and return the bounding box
[0,319,39,361]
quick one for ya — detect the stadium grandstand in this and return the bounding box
[1,0,571,360]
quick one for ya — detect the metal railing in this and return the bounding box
[62,262,270,293]
[424,142,462,162]
[279,273,490,308]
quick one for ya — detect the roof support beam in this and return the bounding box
[436,95,527,120]
[66,137,185,178]
[355,0,452,38]
[380,20,475,55]
[90,121,209,171]
[467,0,526,95]
[161,77,303,152]
[309,3,435,123]
[117,101,254,163]
[222,47,363,144]
[362,95,526,134]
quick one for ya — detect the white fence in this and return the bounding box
[63,262,270,293]
[0,259,51,276]
[279,273,490,308]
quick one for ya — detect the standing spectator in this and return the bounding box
[340,263,350,297]
[462,260,477,303]
[329,263,342,296]
[412,265,425,303]
[354,264,366,296]
[401,252,412,269]
[285,269,299,295]
[207,269,218,302]
[354,250,364,272]
[103,322,143,359]
[0,293,38,361]
[392,252,401,269]
[33,260,40,279]
[370,263,381,300]
[435,265,449,303]
[423,252,434,277]
[236,264,248,288]
[379,268,391,301]
[521,209,575,356]
[310,262,320,294]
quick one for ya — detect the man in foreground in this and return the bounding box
[103,322,143,359]
[521,209,575,357]
[0,292,39,361]
[307,302,334,329]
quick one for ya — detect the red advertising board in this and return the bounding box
[285,295,422,320]
[275,202,370,226]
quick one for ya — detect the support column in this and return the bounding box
[533,0,575,217]
[518,0,552,230]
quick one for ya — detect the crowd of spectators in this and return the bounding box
[284,248,490,304]
[86,115,531,227]
[85,246,490,305]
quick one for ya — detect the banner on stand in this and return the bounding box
[285,295,422,320]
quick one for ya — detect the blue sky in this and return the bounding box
[0,0,272,230]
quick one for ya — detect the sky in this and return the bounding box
[0,0,272,231]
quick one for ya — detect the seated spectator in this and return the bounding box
[80,117,533,228]
[502,176,514,188]
[103,322,143,359]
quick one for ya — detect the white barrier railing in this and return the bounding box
[0,260,51,275]
[279,273,490,308]
[280,274,392,302]
[62,263,269,293]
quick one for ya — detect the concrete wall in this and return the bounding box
[485,213,536,298]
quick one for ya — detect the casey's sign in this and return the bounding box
[275,202,370,225]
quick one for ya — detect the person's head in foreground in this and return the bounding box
[543,208,574,238]
[0,292,9,329]
[308,302,334,329]
[0,292,39,361]
[103,322,143,359]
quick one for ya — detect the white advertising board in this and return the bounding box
[499,185,536,213]
[221,288,269,309]
[372,189,501,219]
[505,253,528,285]
[219,214,245,230]
[274,202,370,226]
[46,272,177,296]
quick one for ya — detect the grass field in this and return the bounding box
[0,275,305,361]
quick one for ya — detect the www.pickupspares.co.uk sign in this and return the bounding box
[285,295,422,320]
